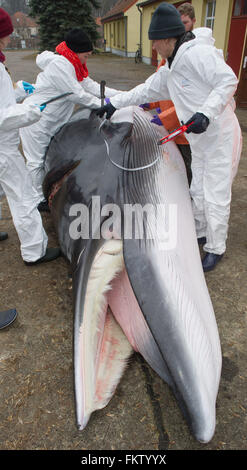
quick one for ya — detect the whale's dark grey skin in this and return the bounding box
[43,106,222,443]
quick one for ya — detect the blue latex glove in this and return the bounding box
[35,104,46,112]
[151,114,163,126]
[185,112,209,134]
[105,97,110,104]
[139,103,150,110]
[22,81,35,94]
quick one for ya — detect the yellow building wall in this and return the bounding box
[104,19,126,51]
[104,23,109,48]
[141,1,160,61]
[125,3,141,54]
[192,0,234,57]
[104,0,234,60]
[103,4,140,55]
[212,0,233,56]
[191,0,204,27]
[104,22,111,48]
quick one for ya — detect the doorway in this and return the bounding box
[236,27,247,107]
[227,0,247,106]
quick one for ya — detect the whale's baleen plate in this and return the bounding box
[44,106,222,443]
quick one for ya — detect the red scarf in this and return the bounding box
[55,41,89,82]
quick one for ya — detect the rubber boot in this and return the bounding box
[202,253,224,272]
[0,232,8,241]
[197,237,206,245]
[24,247,61,266]
[0,309,18,329]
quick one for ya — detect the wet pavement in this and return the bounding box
[0,50,246,451]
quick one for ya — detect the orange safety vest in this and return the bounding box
[149,59,188,145]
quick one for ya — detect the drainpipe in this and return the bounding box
[137,5,142,58]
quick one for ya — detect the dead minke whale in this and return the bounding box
[43,106,222,443]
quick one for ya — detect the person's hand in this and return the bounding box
[185,112,209,134]
[151,114,163,126]
[105,97,110,104]
[139,103,150,110]
[96,102,116,119]
[22,81,35,94]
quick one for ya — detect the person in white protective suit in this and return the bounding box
[0,8,61,274]
[20,28,123,212]
[96,2,242,272]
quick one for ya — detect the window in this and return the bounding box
[117,21,120,48]
[234,0,241,15]
[233,0,247,15]
[205,0,216,29]
[121,21,125,49]
[113,23,116,47]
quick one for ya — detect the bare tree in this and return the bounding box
[1,0,29,14]
[94,0,119,17]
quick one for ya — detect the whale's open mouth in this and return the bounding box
[74,238,164,430]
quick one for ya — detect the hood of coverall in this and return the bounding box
[169,25,224,72]
[193,27,215,46]
[36,51,57,70]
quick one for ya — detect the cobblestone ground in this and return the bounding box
[0,50,246,451]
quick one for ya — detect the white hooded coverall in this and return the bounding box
[110,28,242,255]
[0,62,48,262]
[20,51,123,203]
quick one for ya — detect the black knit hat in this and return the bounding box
[65,28,93,53]
[148,2,185,40]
